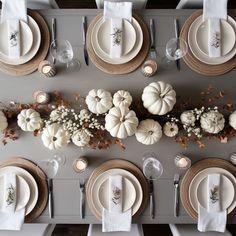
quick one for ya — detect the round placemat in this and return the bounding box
[180,158,236,219]
[180,10,236,76]
[0,9,50,76]
[86,159,149,220]
[0,158,48,222]
[86,13,150,75]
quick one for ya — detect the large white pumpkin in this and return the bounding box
[180,110,195,126]
[229,111,236,130]
[17,109,42,131]
[41,123,70,150]
[0,111,8,131]
[85,89,112,114]
[72,129,90,147]
[142,81,176,115]
[105,106,139,139]
[135,119,162,145]
[113,90,132,108]
[200,111,225,134]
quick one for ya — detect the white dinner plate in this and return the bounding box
[0,20,33,57]
[188,15,236,65]
[97,19,136,56]
[91,17,143,65]
[196,174,235,211]
[0,174,30,211]
[0,15,41,65]
[98,176,136,212]
[90,168,143,217]
[196,19,235,56]
[0,166,38,215]
[189,167,236,214]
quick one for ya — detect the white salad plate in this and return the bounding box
[188,15,236,65]
[90,168,143,216]
[0,166,38,215]
[196,174,235,211]
[189,167,236,214]
[196,19,235,56]
[0,174,30,211]
[91,17,143,65]
[97,19,136,56]
[98,176,136,212]
[0,20,33,57]
[0,15,41,65]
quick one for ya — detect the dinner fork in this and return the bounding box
[149,19,157,59]
[79,179,85,219]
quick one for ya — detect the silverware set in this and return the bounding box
[174,19,180,71]
[51,18,57,65]
[174,174,180,217]
[48,178,54,219]
[149,19,157,59]
[82,16,89,66]
[79,179,85,219]
[149,178,155,219]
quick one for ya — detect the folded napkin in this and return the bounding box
[104,1,132,58]
[198,174,227,233]
[102,175,132,232]
[0,173,25,230]
[203,0,228,58]
[1,0,27,59]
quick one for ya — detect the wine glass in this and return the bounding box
[50,39,80,69]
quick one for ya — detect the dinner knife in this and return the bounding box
[149,19,157,59]
[174,19,180,71]
[149,179,155,219]
[82,16,89,66]
[48,178,54,218]
[174,174,180,217]
[51,18,57,65]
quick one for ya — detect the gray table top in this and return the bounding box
[0,9,236,224]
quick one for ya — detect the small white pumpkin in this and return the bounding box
[135,119,162,145]
[180,110,195,126]
[17,109,42,131]
[113,90,132,108]
[105,106,139,139]
[0,111,8,131]
[85,89,112,114]
[142,81,176,115]
[229,111,236,130]
[200,110,225,134]
[41,123,70,150]
[163,122,179,137]
[72,129,90,147]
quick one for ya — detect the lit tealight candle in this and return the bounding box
[174,155,191,169]
[73,157,88,173]
[38,60,56,77]
[33,90,50,104]
[141,59,157,77]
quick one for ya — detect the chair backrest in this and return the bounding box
[27,0,59,9]
[176,0,203,9]
[95,0,148,9]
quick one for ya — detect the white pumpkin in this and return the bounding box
[0,111,8,131]
[85,89,112,114]
[41,123,70,150]
[180,110,195,126]
[229,111,236,130]
[163,122,179,137]
[17,109,42,131]
[72,129,90,147]
[200,110,225,134]
[135,119,162,145]
[113,90,132,108]
[105,106,139,139]
[142,81,176,115]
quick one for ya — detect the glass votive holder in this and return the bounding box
[38,60,56,77]
[174,154,191,170]
[73,157,88,173]
[229,152,236,165]
[141,59,157,77]
[33,90,50,104]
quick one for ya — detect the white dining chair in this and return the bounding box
[169,224,232,236]
[95,0,147,9]
[87,224,144,236]
[176,0,203,9]
[27,0,59,9]
[0,224,56,236]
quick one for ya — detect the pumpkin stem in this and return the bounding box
[120,116,125,122]
[95,96,101,102]
[26,118,30,122]
[148,131,153,135]
[52,136,57,142]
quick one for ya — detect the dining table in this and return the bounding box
[0,8,236,225]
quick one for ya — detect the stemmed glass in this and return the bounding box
[50,39,80,70]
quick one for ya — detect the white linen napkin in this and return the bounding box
[0,173,25,230]
[203,0,228,58]
[104,1,132,58]
[102,175,132,232]
[198,173,227,233]
[1,0,27,59]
